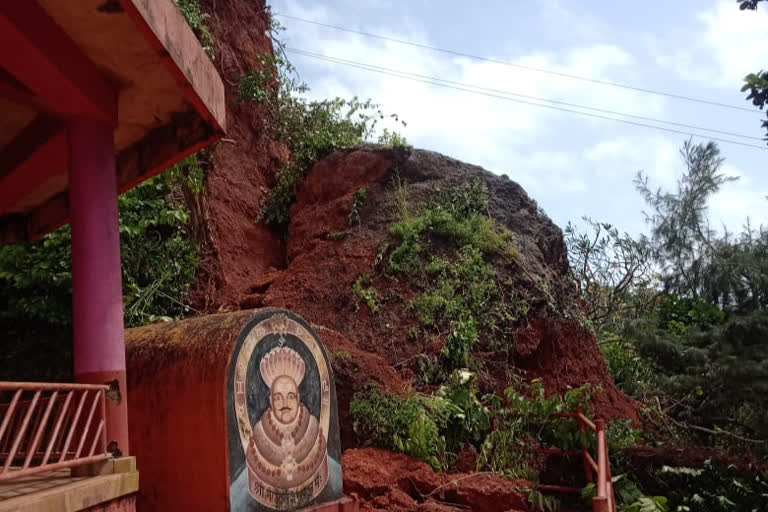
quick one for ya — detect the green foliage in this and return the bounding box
[349,386,446,470]
[237,16,405,234]
[440,316,478,370]
[0,226,74,380]
[257,95,391,232]
[633,140,768,310]
[388,178,515,275]
[584,476,668,512]
[605,418,642,451]
[237,64,276,104]
[378,128,411,148]
[167,153,206,194]
[435,369,491,450]
[256,94,399,232]
[627,311,768,445]
[656,460,768,512]
[658,294,725,332]
[350,371,490,471]
[387,179,526,370]
[411,246,497,329]
[600,341,656,400]
[119,178,199,327]
[527,488,561,512]
[328,231,348,241]
[568,139,768,470]
[737,0,767,142]
[479,379,594,478]
[348,187,368,226]
[0,174,199,381]
[352,275,380,313]
[0,228,73,331]
[565,217,654,335]
[175,0,214,58]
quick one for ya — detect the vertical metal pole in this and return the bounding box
[577,407,593,484]
[594,419,609,512]
[68,118,129,456]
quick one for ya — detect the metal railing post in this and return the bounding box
[577,407,593,484]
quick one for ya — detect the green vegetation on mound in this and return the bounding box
[236,11,406,234]
[383,177,531,374]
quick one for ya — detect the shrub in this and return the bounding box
[654,460,768,512]
[349,387,446,470]
[236,16,406,234]
[350,371,490,470]
[348,187,368,226]
[0,175,199,380]
[600,341,656,399]
[479,380,595,478]
[352,275,380,313]
[176,0,214,58]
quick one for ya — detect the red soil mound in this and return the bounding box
[188,0,286,310]
[342,448,530,512]
[248,148,638,427]
[183,2,643,503]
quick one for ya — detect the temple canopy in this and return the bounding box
[0,0,226,243]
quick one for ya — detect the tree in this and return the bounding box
[738,0,768,143]
[565,218,654,335]
[635,140,739,307]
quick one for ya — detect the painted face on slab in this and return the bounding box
[271,375,299,424]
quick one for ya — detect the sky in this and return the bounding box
[269,0,767,235]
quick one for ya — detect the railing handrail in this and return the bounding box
[537,408,616,512]
[0,382,110,481]
[0,382,109,391]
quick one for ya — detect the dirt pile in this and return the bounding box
[187,0,286,310]
[342,448,530,512]
[183,3,641,506]
[220,147,639,427]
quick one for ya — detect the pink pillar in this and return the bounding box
[68,118,129,456]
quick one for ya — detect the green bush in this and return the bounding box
[176,0,214,58]
[236,17,405,234]
[654,460,768,512]
[348,187,368,226]
[350,370,490,470]
[479,380,595,478]
[440,316,478,370]
[349,387,446,470]
[601,341,656,399]
[627,312,768,447]
[583,476,668,512]
[352,275,380,313]
[0,175,199,380]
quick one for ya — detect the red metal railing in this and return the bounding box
[538,409,616,512]
[0,382,110,481]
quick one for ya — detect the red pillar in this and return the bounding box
[68,118,129,456]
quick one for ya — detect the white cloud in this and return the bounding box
[657,1,768,87]
[584,135,680,187]
[709,163,768,231]
[278,2,663,190]
[271,0,765,237]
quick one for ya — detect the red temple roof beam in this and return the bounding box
[0,0,226,243]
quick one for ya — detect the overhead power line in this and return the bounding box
[279,14,758,114]
[288,48,761,142]
[287,48,768,151]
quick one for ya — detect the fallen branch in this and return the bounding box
[665,413,766,444]
[421,472,494,499]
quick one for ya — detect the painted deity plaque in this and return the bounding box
[227,309,343,511]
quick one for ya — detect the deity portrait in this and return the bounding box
[227,310,342,511]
